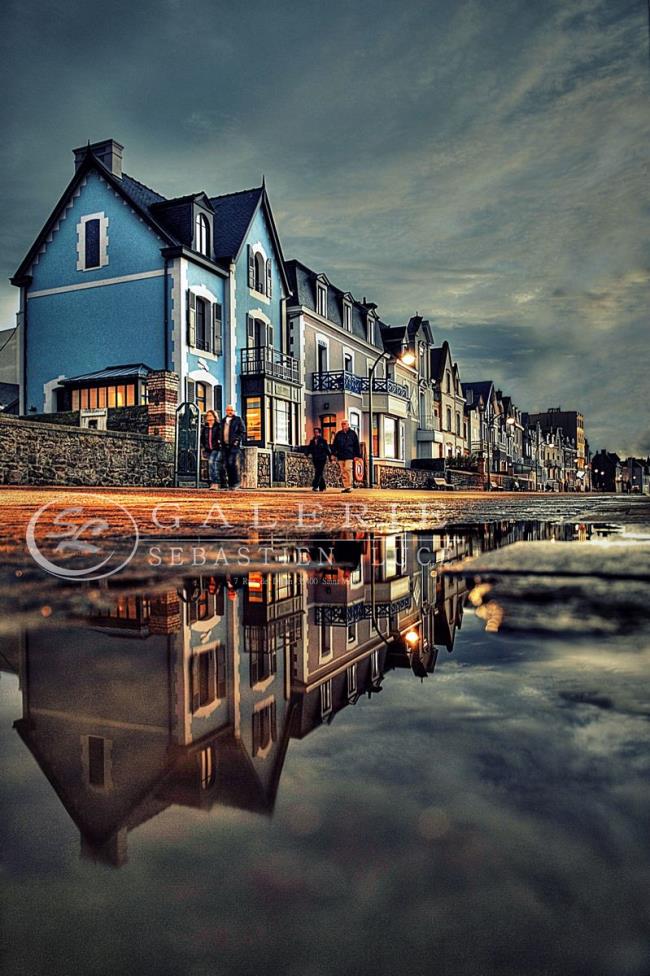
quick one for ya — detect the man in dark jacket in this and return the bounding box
[306,427,332,492]
[219,404,246,489]
[332,419,362,493]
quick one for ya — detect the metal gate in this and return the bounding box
[175,402,201,487]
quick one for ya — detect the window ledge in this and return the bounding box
[249,288,270,304]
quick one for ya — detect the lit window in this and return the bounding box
[245,396,262,441]
[321,414,336,445]
[384,417,397,458]
[274,399,291,445]
[196,382,207,413]
[195,213,210,256]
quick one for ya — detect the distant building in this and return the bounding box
[527,408,587,487]
[591,450,622,492]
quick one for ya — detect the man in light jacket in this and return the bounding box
[332,419,362,493]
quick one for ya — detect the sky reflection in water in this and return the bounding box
[1,520,649,976]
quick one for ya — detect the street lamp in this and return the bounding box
[404,628,420,648]
[367,348,415,488]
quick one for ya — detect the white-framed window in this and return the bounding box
[317,282,328,317]
[343,301,352,331]
[316,337,329,373]
[248,245,272,297]
[347,619,356,644]
[371,650,380,681]
[344,351,353,373]
[76,212,109,272]
[384,416,397,459]
[320,680,332,717]
[195,213,210,256]
[367,315,375,345]
[319,622,332,659]
[347,664,357,699]
[273,399,291,445]
[349,409,361,440]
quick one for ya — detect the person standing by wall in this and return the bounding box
[332,419,362,493]
[306,426,332,492]
[200,410,222,490]
[219,404,246,489]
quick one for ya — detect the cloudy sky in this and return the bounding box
[1,0,648,454]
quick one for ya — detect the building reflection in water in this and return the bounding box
[5,520,586,867]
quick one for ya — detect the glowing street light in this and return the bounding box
[404,628,420,647]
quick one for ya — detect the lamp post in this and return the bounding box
[367,348,415,488]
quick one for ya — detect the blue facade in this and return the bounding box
[24,171,166,410]
[14,141,296,444]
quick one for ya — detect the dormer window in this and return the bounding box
[317,281,328,317]
[343,297,352,332]
[367,315,376,345]
[195,213,210,256]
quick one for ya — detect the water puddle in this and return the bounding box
[1,517,649,976]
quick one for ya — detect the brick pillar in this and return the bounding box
[149,591,181,634]
[147,370,179,443]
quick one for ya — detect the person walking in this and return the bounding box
[332,419,361,493]
[219,404,246,489]
[200,410,222,490]
[305,426,332,492]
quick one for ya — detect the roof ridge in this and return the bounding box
[210,185,262,201]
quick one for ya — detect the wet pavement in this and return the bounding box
[1,496,649,976]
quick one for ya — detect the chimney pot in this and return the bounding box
[73,139,123,179]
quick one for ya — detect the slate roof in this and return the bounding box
[285,258,383,348]
[61,363,153,385]
[209,187,263,260]
[460,380,494,405]
[120,173,167,211]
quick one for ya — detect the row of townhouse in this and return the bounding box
[9,137,588,488]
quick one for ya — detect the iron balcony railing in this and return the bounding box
[311,370,365,394]
[364,376,410,400]
[241,346,300,384]
[314,594,412,626]
[311,371,410,400]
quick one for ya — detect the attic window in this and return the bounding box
[367,315,375,345]
[195,213,210,257]
[343,301,352,332]
[317,282,328,317]
[76,212,109,272]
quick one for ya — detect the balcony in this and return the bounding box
[311,370,364,394]
[315,594,412,626]
[364,376,409,400]
[241,346,300,384]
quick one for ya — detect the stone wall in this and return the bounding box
[285,452,343,488]
[26,405,153,436]
[0,414,174,487]
[376,465,437,489]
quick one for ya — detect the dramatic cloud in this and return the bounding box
[0,0,648,453]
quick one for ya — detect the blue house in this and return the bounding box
[11,138,301,448]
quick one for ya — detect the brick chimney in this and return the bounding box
[73,139,123,179]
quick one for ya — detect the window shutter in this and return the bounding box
[213,384,223,417]
[185,378,196,404]
[266,258,272,298]
[191,655,200,713]
[248,245,255,288]
[267,324,274,350]
[247,314,255,347]
[216,647,226,699]
[212,302,223,356]
[187,290,196,347]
